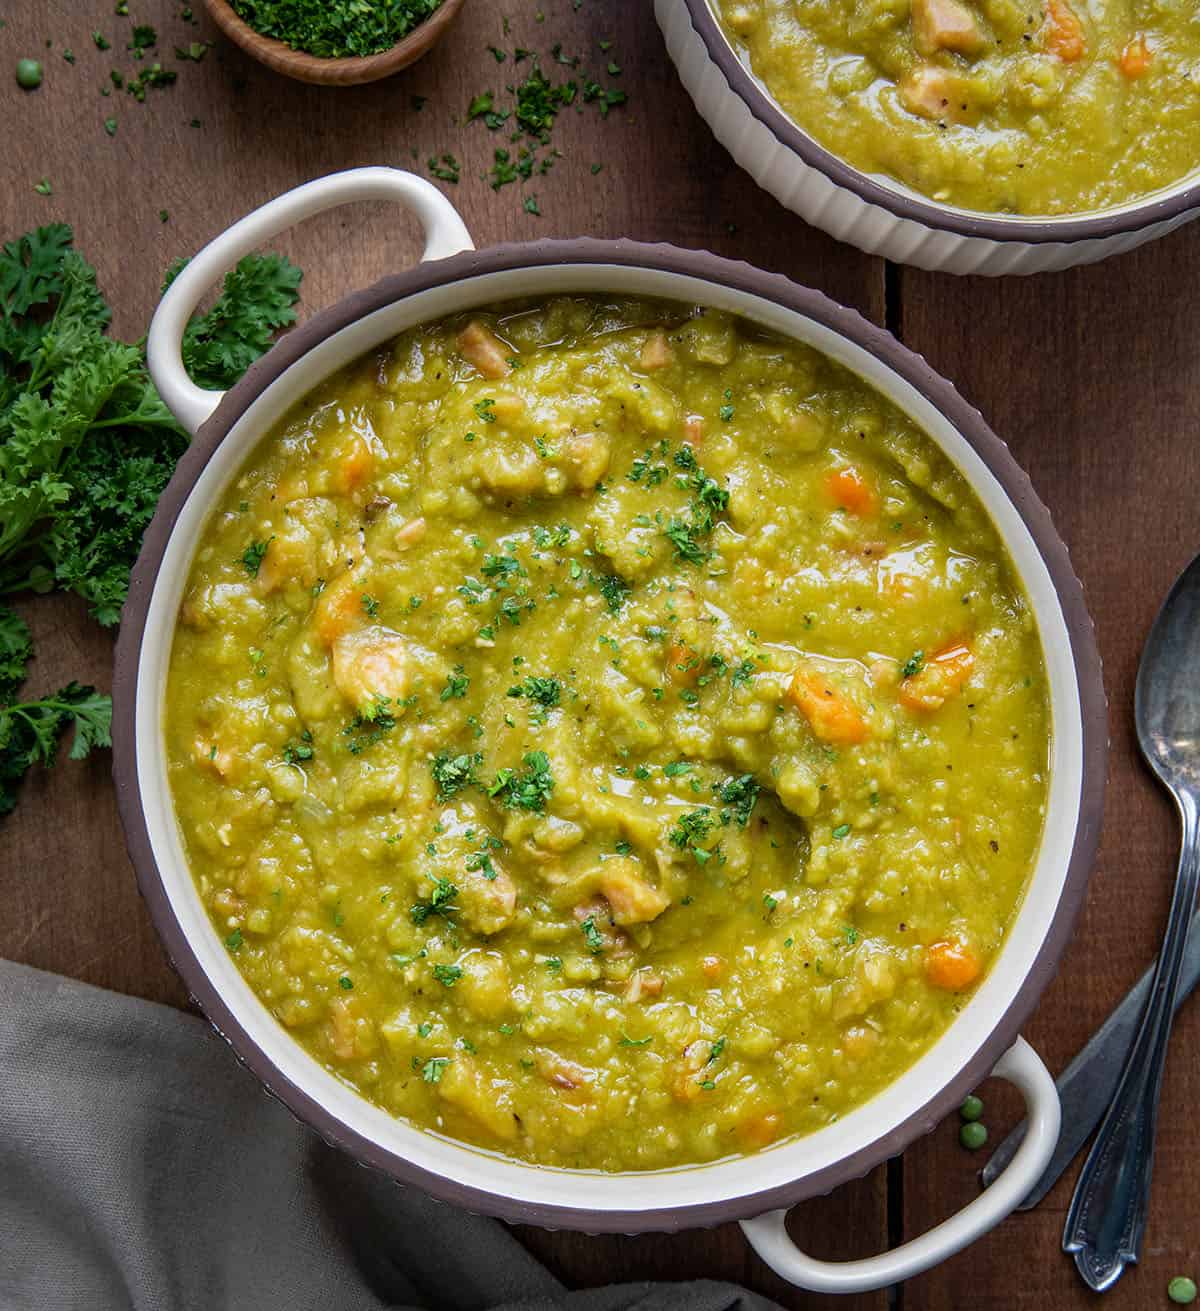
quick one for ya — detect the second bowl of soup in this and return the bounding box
[658,0,1200,273]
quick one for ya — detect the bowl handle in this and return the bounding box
[740,1036,1060,1294]
[146,167,475,435]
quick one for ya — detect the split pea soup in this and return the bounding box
[166,295,1050,1171]
[717,0,1200,215]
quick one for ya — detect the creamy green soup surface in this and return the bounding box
[166,296,1049,1170]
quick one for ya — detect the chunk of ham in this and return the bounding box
[899,66,974,123]
[912,0,984,56]
[639,330,674,371]
[457,320,512,379]
[331,627,411,708]
[598,858,671,926]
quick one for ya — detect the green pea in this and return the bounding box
[16,58,43,89]
[959,1094,984,1122]
[1168,1276,1198,1305]
[959,1121,988,1151]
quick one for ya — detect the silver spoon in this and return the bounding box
[1063,553,1200,1292]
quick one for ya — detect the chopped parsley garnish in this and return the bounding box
[228,0,444,57]
[473,396,497,423]
[708,1036,726,1063]
[842,924,860,945]
[507,675,561,707]
[465,842,498,880]
[282,730,314,765]
[730,659,757,689]
[411,876,458,925]
[481,549,523,582]
[361,593,379,617]
[619,1033,653,1047]
[594,570,631,612]
[427,154,461,183]
[489,750,555,812]
[432,963,463,988]
[690,470,731,530]
[663,760,692,778]
[225,928,243,951]
[440,666,469,702]
[343,697,396,754]
[668,807,716,861]
[338,975,353,990]
[467,90,510,130]
[716,774,760,826]
[664,517,709,564]
[902,651,925,678]
[422,1056,450,1083]
[580,915,605,953]
[240,537,271,576]
[832,823,852,839]
[430,750,480,799]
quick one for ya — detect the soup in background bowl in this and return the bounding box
[715,0,1200,216]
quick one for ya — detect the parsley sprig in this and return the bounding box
[0,606,111,816]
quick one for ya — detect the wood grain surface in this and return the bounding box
[0,2,1196,1308]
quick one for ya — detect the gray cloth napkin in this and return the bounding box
[0,959,782,1311]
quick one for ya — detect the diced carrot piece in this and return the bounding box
[457,320,512,380]
[924,939,982,991]
[883,571,928,605]
[625,970,664,1003]
[313,574,363,647]
[701,955,724,980]
[331,434,376,496]
[739,1110,783,1150]
[395,516,427,549]
[665,640,701,685]
[1044,0,1085,61]
[898,641,974,712]
[639,330,674,372]
[787,669,869,745]
[683,415,705,446]
[1118,34,1152,78]
[825,465,879,517]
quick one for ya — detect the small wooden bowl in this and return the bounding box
[204,0,466,86]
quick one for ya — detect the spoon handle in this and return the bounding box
[1063,793,1200,1291]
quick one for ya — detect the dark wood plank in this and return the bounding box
[0,2,885,1307]
[897,235,1200,1310]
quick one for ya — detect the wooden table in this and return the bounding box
[3,3,1198,1306]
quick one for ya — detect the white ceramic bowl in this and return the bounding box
[114,169,1106,1294]
[656,0,1200,275]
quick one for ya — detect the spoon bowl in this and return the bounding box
[1136,558,1200,793]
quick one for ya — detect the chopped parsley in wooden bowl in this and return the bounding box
[205,0,465,86]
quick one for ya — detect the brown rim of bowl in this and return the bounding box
[203,0,466,86]
[677,0,1200,246]
[112,238,1107,1233]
